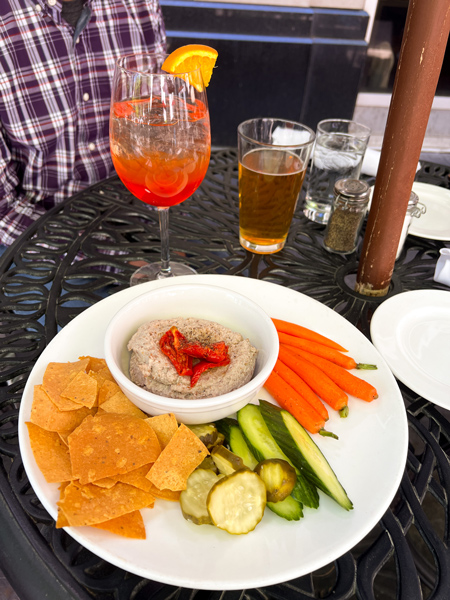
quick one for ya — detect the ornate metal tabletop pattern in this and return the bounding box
[0,150,449,600]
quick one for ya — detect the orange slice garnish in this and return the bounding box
[162,44,218,88]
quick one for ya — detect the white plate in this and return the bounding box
[18,275,407,591]
[371,289,450,408]
[408,182,450,240]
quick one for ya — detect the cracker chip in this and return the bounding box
[145,413,178,449]
[146,423,209,491]
[30,385,95,433]
[42,359,90,411]
[57,481,155,526]
[26,422,74,483]
[68,413,161,484]
[92,511,146,539]
[101,391,147,419]
[61,371,98,409]
[97,379,121,405]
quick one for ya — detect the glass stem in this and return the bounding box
[158,207,172,279]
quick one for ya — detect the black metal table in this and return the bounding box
[1,149,450,600]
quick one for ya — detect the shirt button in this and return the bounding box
[48,0,56,5]
[35,4,42,11]
[88,143,96,151]
[83,93,90,101]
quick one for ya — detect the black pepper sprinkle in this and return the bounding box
[324,207,364,252]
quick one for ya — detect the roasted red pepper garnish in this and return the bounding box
[190,356,231,388]
[159,326,193,376]
[181,340,229,363]
[159,328,230,386]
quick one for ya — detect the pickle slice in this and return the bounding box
[254,458,297,503]
[211,445,247,476]
[207,470,267,534]
[180,469,224,525]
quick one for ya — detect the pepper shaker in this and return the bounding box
[323,179,370,254]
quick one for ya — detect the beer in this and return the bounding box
[239,148,306,253]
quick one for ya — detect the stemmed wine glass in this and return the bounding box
[110,52,211,285]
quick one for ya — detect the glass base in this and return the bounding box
[240,235,285,254]
[303,200,332,224]
[130,262,197,286]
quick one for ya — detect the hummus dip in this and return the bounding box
[127,317,258,400]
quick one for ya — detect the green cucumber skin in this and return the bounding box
[215,417,239,442]
[237,404,319,509]
[267,495,303,521]
[259,400,353,511]
[219,412,304,520]
[216,418,259,470]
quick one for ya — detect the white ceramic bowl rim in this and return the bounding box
[104,283,279,410]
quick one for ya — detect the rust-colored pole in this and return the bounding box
[355,0,450,296]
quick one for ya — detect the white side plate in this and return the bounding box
[408,182,450,241]
[371,289,450,408]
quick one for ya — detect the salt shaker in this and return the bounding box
[323,179,370,254]
[395,190,426,258]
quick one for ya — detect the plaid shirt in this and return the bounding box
[0,0,166,245]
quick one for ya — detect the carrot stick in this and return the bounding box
[286,347,378,402]
[273,359,329,421]
[278,332,357,369]
[272,318,348,352]
[278,345,348,411]
[263,371,337,438]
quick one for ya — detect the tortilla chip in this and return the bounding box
[116,464,154,492]
[79,356,108,373]
[146,423,209,491]
[30,385,95,433]
[57,481,155,527]
[42,359,90,411]
[148,484,181,502]
[97,365,115,382]
[91,477,117,489]
[58,432,69,446]
[145,413,178,449]
[56,508,70,528]
[97,379,121,405]
[68,413,161,484]
[92,511,146,539]
[61,371,98,409]
[101,391,147,419]
[26,422,74,483]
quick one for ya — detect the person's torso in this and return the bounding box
[0,0,166,201]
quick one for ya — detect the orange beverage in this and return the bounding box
[239,148,306,252]
[110,98,210,208]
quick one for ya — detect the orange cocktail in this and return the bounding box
[110,98,210,208]
[110,47,216,283]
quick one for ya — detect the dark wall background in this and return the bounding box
[161,2,369,146]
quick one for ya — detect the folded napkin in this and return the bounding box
[361,148,422,177]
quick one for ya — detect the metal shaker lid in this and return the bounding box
[334,178,370,200]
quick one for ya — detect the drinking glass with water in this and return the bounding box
[303,119,371,224]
